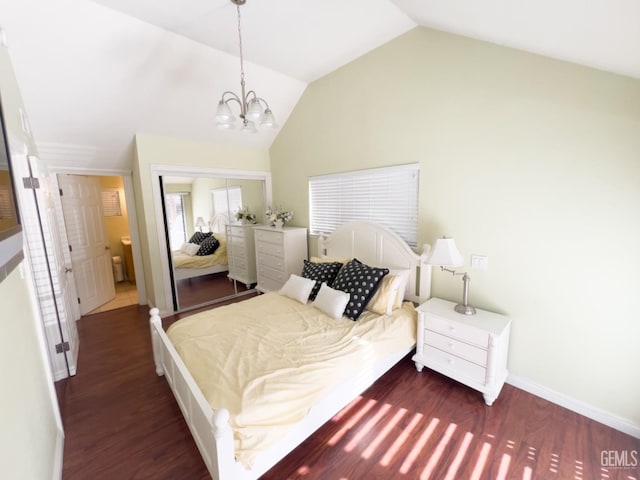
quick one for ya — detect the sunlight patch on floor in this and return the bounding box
[496,452,512,480]
[380,412,423,467]
[344,403,391,452]
[420,422,457,479]
[361,407,407,459]
[400,417,440,474]
[470,442,492,480]
[443,431,474,480]
[327,398,377,446]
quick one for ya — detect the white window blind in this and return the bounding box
[101,189,122,216]
[309,163,419,247]
[165,193,188,251]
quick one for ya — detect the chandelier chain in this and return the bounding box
[236,3,245,88]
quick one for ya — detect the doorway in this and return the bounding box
[57,174,139,315]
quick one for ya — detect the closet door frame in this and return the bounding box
[150,164,272,315]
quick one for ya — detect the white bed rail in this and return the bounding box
[150,308,235,480]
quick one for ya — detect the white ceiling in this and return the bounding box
[92,0,640,82]
[1,0,638,171]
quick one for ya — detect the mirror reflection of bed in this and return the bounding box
[161,174,266,312]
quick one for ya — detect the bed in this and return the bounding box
[150,222,432,479]
[172,234,229,281]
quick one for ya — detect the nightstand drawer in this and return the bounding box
[424,345,487,384]
[424,315,489,348]
[424,330,487,366]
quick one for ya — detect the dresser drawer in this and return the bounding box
[424,330,487,366]
[228,235,247,248]
[424,345,487,385]
[257,276,284,293]
[257,253,285,271]
[257,241,285,258]
[424,314,489,348]
[258,264,287,284]
[230,254,247,267]
[255,229,283,244]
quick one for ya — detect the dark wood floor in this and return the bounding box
[176,271,254,311]
[57,303,639,480]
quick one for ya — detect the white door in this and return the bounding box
[14,156,82,379]
[58,174,115,315]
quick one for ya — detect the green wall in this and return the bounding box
[270,27,640,425]
[0,43,62,479]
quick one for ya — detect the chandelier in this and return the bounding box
[215,0,277,132]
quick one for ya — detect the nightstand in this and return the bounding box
[412,297,511,406]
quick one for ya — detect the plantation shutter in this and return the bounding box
[309,163,419,247]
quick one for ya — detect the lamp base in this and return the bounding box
[455,303,476,315]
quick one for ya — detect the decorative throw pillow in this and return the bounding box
[196,235,219,256]
[180,242,201,257]
[366,274,401,315]
[188,231,212,245]
[313,283,350,320]
[330,258,389,320]
[279,274,316,304]
[301,259,343,301]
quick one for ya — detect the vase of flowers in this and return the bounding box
[234,206,256,224]
[265,206,293,227]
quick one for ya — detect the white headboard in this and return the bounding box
[317,222,431,305]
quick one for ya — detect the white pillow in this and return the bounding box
[390,268,411,308]
[180,242,201,256]
[313,283,350,320]
[279,274,316,304]
[366,274,401,315]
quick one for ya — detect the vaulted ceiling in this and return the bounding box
[2,0,638,170]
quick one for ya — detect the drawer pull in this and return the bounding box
[448,343,455,350]
[447,359,454,365]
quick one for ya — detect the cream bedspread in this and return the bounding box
[167,292,417,466]
[172,236,228,269]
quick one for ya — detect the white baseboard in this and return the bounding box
[52,430,64,480]
[507,373,640,439]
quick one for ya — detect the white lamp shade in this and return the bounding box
[215,101,235,123]
[195,217,206,228]
[260,109,277,128]
[426,237,464,267]
[245,99,263,121]
[241,120,258,133]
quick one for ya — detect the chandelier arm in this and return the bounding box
[220,91,242,104]
[244,91,272,111]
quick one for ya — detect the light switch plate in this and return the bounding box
[471,254,488,270]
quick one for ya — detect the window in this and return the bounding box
[165,193,188,251]
[309,164,419,247]
[101,189,122,216]
[211,186,242,232]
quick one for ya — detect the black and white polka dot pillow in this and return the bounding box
[301,260,344,300]
[330,258,389,320]
[196,235,220,256]
[188,231,212,245]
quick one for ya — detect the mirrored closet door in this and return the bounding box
[160,174,268,312]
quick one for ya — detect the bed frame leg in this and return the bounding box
[149,308,165,376]
[212,408,235,479]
